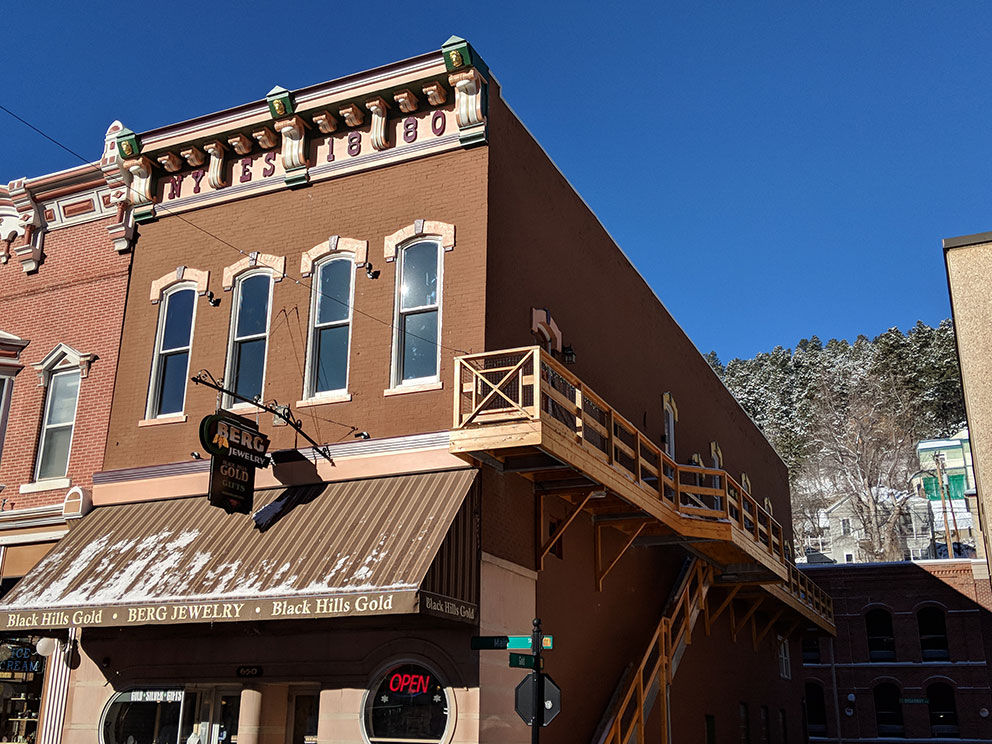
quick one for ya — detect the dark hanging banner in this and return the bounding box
[199,412,271,514]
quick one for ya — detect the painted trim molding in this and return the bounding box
[384,220,455,262]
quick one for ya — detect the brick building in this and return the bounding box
[801,561,992,741]
[0,131,134,744]
[0,39,832,744]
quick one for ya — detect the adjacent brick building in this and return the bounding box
[801,560,992,742]
[0,38,833,744]
[0,137,134,744]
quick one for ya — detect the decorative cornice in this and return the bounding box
[393,90,419,113]
[7,178,45,273]
[365,97,390,151]
[274,116,309,187]
[384,219,455,262]
[180,146,206,167]
[422,82,447,106]
[300,236,369,277]
[252,127,278,149]
[157,152,183,172]
[149,266,210,303]
[311,111,338,134]
[122,157,155,207]
[202,140,228,189]
[228,133,253,156]
[449,68,487,145]
[339,103,364,128]
[222,252,286,290]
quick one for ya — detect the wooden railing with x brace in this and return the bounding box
[452,346,833,626]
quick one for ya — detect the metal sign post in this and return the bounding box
[472,617,560,740]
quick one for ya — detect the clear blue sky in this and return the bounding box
[3,2,990,361]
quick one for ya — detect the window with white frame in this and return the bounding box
[35,369,80,480]
[777,635,791,679]
[0,375,12,464]
[227,272,273,404]
[394,240,441,385]
[148,284,196,417]
[307,257,353,397]
[663,404,676,458]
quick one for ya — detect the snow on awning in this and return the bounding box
[0,469,476,630]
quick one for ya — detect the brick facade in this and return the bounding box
[0,213,128,508]
[801,561,992,741]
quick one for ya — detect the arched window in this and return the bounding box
[917,606,949,661]
[927,682,959,737]
[307,257,353,397]
[364,662,451,743]
[226,272,273,404]
[873,683,903,736]
[148,285,196,417]
[393,240,441,385]
[805,682,827,735]
[865,608,896,661]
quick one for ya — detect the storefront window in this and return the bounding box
[0,641,46,744]
[102,689,239,744]
[364,663,449,742]
[102,690,183,744]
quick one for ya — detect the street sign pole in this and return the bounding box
[532,617,543,744]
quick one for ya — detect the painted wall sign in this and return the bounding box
[153,107,458,215]
[419,591,477,623]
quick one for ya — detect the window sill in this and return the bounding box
[138,414,188,427]
[19,478,71,494]
[383,381,443,397]
[296,393,352,408]
[227,403,264,415]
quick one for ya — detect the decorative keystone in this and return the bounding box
[116,127,141,159]
[267,85,294,118]
[442,35,473,72]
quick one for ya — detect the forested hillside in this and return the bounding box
[705,320,966,560]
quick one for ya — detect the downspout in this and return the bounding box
[829,636,843,743]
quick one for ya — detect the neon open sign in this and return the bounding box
[388,672,431,695]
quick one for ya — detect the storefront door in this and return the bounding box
[179,689,240,744]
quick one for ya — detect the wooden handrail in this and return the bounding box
[453,347,833,624]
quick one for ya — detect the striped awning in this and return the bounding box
[0,469,476,630]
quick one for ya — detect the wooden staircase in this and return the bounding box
[594,558,714,744]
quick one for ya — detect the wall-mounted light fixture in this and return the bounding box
[562,345,576,365]
[205,291,221,307]
[364,262,379,280]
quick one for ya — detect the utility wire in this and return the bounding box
[0,102,470,356]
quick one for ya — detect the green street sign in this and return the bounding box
[472,635,554,651]
[509,653,543,670]
[507,635,554,650]
[471,636,509,650]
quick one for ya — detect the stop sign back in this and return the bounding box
[514,673,561,726]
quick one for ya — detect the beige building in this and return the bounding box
[943,232,992,572]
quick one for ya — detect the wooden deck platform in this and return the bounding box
[449,346,834,633]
